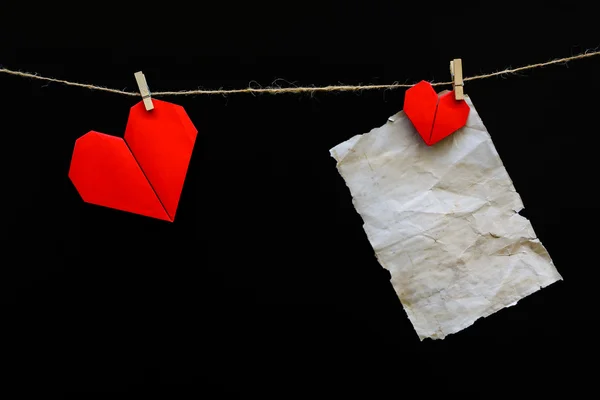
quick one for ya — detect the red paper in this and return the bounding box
[403,80,470,146]
[68,99,198,222]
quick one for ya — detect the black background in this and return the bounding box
[1,3,598,397]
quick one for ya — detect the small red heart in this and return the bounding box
[68,99,197,222]
[403,80,470,146]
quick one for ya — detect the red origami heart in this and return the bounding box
[403,80,470,146]
[68,99,197,222]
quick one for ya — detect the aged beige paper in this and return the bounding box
[330,96,562,340]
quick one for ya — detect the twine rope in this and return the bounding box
[1,50,598,97]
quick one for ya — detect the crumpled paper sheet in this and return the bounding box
[330,96,562,340]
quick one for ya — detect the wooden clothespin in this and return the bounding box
[449,59,464,101]
[134,71,154,111]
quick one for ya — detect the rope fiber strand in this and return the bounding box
[1,50,598,97]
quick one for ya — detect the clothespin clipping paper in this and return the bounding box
[134,71,154,111]
[450,59,464,101]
